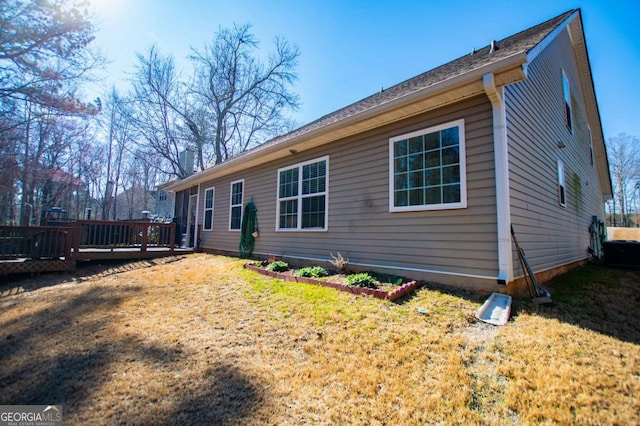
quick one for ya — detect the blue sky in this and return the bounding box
[87,0,640,140]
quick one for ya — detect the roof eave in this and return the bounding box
[525,10,579,66]
[568,12,612,198]
[165,52,529,193]
[524,9,611,199]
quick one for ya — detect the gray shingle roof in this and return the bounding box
[168,8,577,188]
[248,9,576,152]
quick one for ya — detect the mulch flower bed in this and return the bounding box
[243,263,418,302]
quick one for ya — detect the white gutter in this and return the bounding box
[187,184,200,250]
[166,52,528,193]
[483,73,512,284]
[194,183,200,250]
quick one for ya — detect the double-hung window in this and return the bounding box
[277,156,328,231]
[558,160,566,207]
[562,70,572,133]
[390,119,466,212]
[203,187,215,231]
[229,180,244,231]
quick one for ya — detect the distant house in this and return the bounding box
[155,181,176,220]
[114,185,155,220]
[165,9,611,293]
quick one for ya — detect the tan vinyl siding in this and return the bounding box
[198,95,498,281]
[506,28,606,276]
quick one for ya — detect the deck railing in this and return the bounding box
[0,221,176,260]
[74,220,176,252]
[0,226,72,260]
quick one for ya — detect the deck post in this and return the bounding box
[65,228,73,260]
[141,223,148,252]
[73,222,81,259]
[170,223,175,253]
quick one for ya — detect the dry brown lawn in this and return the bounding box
[1,254,638,425]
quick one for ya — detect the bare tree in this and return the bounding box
[0,0,102,123]
[13,100,99,225]
[70,126,103,220]
[37,115,88,218]
[190,24,300,164]
[607,133,640,226]
[128,46,196,178]
[0,117,22,223]
[99,87,136,219]
[1,0,102,224]
[128,45,215,177]
[115,148,158,220]
[176,100,212,172]
[126,25,299,182]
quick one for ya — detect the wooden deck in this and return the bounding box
[0,221,194,275]
[73,246,193,261]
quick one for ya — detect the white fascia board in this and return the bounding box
[526,11,579,66]
[166,52,529,193]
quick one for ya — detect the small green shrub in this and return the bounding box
[346,272,377,288]
[363,270,404,286]
[266,261,289,272]
[298,266,329,278]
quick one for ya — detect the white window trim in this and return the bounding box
[558,160,566,207]
[562,69,573,133]
[276,155,329,232]
[389,119,467,212]
[229,179,244,231]
[203,186,215,231]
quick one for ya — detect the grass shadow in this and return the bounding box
[0,285,139,407]
[1,265,269,424]
[159,363,266,425]
[0,257,186,298]
[512,264,640,345]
